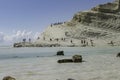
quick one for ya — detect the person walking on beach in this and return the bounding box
[81,40,83,44]
[90,39,94,46]
[110,41,114,46]
[83,39,86,45]
[51,24,52,27]
[71,40,73,43]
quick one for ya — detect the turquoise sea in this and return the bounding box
[0,47,120,80]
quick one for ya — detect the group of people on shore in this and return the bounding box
[22,38,32,43]
[50,22,66,27]
[80,39,94,47]
[38,36,95,47]
[69,39,95,47]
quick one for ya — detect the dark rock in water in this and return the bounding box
[67,78,75,80]
[117,52,120,57]
[72,55,82,62]
[58,59,73,63]
[57,55,83,63]
[56,51,64,56]
[3,76,16,80]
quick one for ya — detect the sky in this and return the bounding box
[0,0,113,45]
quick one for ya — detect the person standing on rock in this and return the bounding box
[86,41,89,46]
[83,39,86,45]
[43,37,45,40]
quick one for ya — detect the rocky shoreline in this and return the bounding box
[13,42,94,47]
[2,76,76,80]
[13,39,118,47]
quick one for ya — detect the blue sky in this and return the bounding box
[0,0,113,45]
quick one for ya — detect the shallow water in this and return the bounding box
[0,47,120,80]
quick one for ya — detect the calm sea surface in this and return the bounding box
[0,47,120,80]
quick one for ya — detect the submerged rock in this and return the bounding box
[58,59,73,63]
[67,78,75,80]
[56,51,64,56]
[116,52,120,57]
[3,76,16,80]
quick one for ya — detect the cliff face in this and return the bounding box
[35,0,120,47]
[72,11,120,31]
[72,0,120,31]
